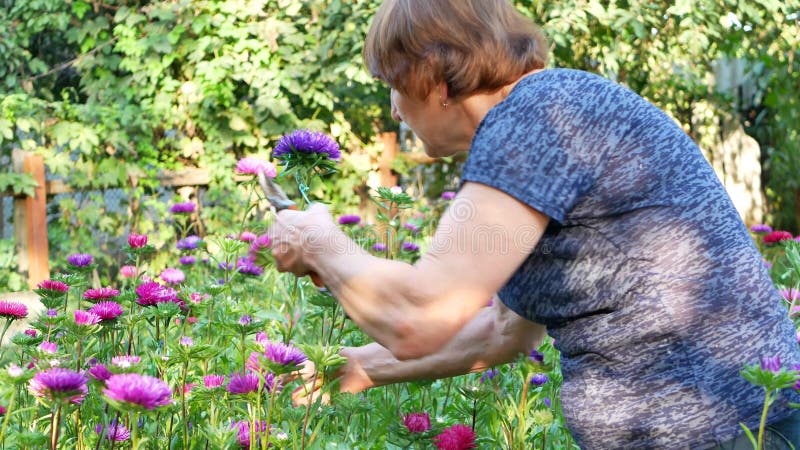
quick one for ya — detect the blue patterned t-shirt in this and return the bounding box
[461,69,800,448]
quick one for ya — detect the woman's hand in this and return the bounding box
[290,347,374,407]
[270,203,343,285]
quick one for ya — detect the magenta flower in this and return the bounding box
[74,310,102,326]
[255,332,269,346]
[88,364,112,381]
[273,129,340,161]
[83,287,120,301]
[433,424,477,450]
[231,420,269,448]
[25,329,37,337]
[441,191,456,200]
[170,202,196,214]
[764,231,793,244]
[236,157,277,177]
[36,280,70,293]
[95,420,130,442]
[67,253,93,267]
[0,406,5,415]
[338,215,361,225]
[128,234,148,248]
[237,257,264,276]
[0,301,28,320]
[119,265,137,278]
[39,341,57,354]
[239,231,257,242]
[779,288,800,302]
[177,235,202,250]
[103,373,173,411]
[135,281,179,306]
[88,302,124,321]
[403,412,431,433]
[203,375,226,389]
[372,243,387,252]
[160,268,186,285]
[29,368,88,404]
[226,373,261,395]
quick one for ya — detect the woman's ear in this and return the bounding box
[437,83,450,110]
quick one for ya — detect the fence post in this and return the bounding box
[378,132,398,188]
[12,149,50,288]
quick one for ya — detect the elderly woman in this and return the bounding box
[270,0,800,447]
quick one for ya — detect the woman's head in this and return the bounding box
[364,0,548,101]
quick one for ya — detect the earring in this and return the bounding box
[440,97,449,110]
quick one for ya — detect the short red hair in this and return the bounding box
[364,0,549,100]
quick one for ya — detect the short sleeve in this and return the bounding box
[461,71,613,223]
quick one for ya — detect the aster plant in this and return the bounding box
[271,129,341,205]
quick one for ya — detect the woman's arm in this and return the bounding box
[335,298,547,393]
[271,182,549,360]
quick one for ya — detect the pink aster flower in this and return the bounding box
[74,310,102,326]
[39,341,57,354]
[179,336,194,347]
[231,420,269,448]
[135,281,179,306]
[111,356,141,369]
[441,191,456,200]
[83,287,120,301]
[0,405,5,415]
[103,373,173,410]
[236,157,277,177]
[88,364,112,381]
[239,231,257,242]
[403,412,431,433]
[88,302,124,321]
[764,231,793,244]
[36,279,70,293]
[779,288,800,303]
[0,301,28,320]
[249,234,271,253]
[119,265,137,278]
[25,329,37,337]
[203,375,226,389]
[160,268,185,285]
[338,215,361,225]
[29,368,88,404]
[433,424,477,450]
[128,234,148,248]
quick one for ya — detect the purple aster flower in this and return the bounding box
[479,368,499,383]
[255,332,269,346]
[25,329,37,337]
[543,397,552,408]
[135,281,179,306]
[36,280,70,293]
[239,315,252,326]
[88,364,112,381]
[67,253,93,267]
[226,373,261,395]
[111,355,141,369]
[231,420,269,448]
[338,215,361,225]
[530,373,548,386]
[177,235,202,250]
[160,268,185,285]
[179,336,194,347]
[441,191,456,200]
[39,341,57,354]
[203,375,226,389]
[401,242,420,252]
[236,157,277,177]
[403,412,431,433]
[47,309,58,318]
[273,129,341,161]
[74,310,102,326]
[761,356,782,373]
[89,302,124,321]
[83,287,120,301]
[180,255,196,265]
[402,223,420,234]
[0,301,28,320]
[170,202,196,214]
[103,373,173,410]
[529,350,545,363]
[248,341,307,369]
[218,261,235,271]
[29,368,88,404]
[95,419,130,442]
[372,243,387,252]
[128,234,148,248]
[237,257,264,276]
[750,224,773,233]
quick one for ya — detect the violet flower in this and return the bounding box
[170,202,196,214]
[273,129,340,161]
[29,368,88,404]
[67,253,93,267]
[103,373,173,411]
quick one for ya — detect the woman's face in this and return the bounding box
[390,87,472,158]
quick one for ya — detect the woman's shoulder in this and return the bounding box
[514,68,626,97]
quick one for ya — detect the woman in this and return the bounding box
[270,0,800,447]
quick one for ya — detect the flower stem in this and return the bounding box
[182,359,190,450]
[131,412,140,450]
[50,403,63,450]
[300,370,319,450]
[0,319,11,345]
[0,389,16,444]
[757,389,771,450]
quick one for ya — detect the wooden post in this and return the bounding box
[13,150,49,288]
[378,132,398,188]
